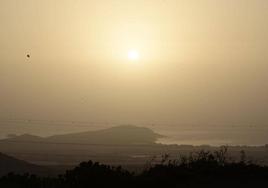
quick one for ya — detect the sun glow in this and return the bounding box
[127,50,140,61]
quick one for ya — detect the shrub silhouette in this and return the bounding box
[139,147,268,187]
[62,161,132,187]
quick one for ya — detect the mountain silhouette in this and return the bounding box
[0,153,49,176]
[0,126,164,169]
[3,125,163,145]
[46,125,163,145]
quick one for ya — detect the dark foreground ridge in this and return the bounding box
[1,147,268,188]
[0,153,54,177]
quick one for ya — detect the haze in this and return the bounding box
[1,0,268,145]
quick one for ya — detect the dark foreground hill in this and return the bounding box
[1,148,268,188]
[0,153,52,177]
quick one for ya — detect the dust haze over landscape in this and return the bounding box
[1,0,268,146]
[1,1,268,187]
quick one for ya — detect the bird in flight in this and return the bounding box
[27,54,30,58]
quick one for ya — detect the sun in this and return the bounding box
[127,50,140,61]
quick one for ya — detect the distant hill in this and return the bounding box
[3,125,163,145]
[2,126,267,169]
[0,126,165,169]
[0,153,50,176]
[46,125,163,145]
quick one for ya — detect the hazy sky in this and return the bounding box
[1,0,268,130]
